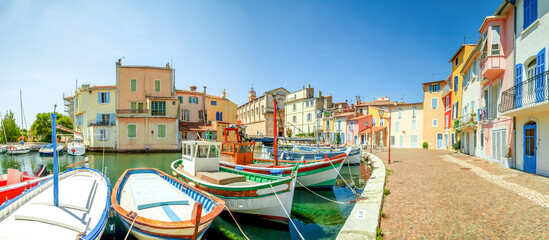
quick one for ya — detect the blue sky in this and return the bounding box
[0,0,502,127]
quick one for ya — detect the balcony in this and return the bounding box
[88,120,116,127]
[441,83,452,97]
[499,71,549,115]
[455,113,478,130]
[480,107,497,122]
[481,54,505,80]
[116,109,149,115]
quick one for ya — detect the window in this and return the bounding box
[293,104,296,111]
[350,121,354,130]
[98,92,109,103]
[398,108,403,119]
[412,120,417,130]
[372,117,376,126]
[311,100,315,106]
[395,122,400,132]
[454,76,459,92]
[337,120,341,130]
[491,26,500,55]
[480,130,485,148]
[130,79,137,92]
[412,106,417,118]
[256,107,258,115]
[307,113,312,122]
[188,97,198,104]
[446,115,449,129]
[380,118,384,126]
[211,101,217,106]
[523,0,538,30]
[455,57,458,66]
[432,98,438,109]
[293,116,296,123]
[127,124,137,139]
[181,110,190,121]
[430,84,440,92]
[97,129,108,141]
[216,112,220,121]
[178,96,183,103]
[130,102,136,110]
[326,120,330,129]
[154,79,161,92]
[433,119,438,127]
[157,124,167,139]
[306,101,309,107]
[151,101,166,116]
[261,106,264,113]
[96,113,114,125]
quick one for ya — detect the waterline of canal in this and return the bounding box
[0,152,367,240]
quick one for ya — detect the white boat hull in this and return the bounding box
[67,146,86,156]
[7,147,31,155]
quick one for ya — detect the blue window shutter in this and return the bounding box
[220,112,223,121]
[97,114,101,124]
[533,0,538,24]
[537,48,545,74]
[110,113,115,125]
[98,92,101,103]
[536,48,545,102]
[106,92,110,103]
[216,112,219,121]
[454,76,458,91]
[429,85,432,92]
[105,129,109,140]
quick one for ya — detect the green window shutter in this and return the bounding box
[130,102,137,110]
[155,80,160,92]
[128,125,136,138]
[130,79,136,92]
[158,125,166,138]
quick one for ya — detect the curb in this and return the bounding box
[337,152,386,240]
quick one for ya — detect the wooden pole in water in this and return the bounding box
[273,94,278,167]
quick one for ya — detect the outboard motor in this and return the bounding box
[33,163,50,177]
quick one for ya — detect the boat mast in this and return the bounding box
[273,94,278,166]
[74,79,77,131]
[51,113,59,207]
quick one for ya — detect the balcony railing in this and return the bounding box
[441,83,452,96]
[117,109,149,114]
[499,70,549,113]
[456,113,478,129]
[88,120,116,127]
[479,107,497,121]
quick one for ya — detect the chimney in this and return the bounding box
[222,89,226,98]
[317,91,322,97]
[166,62,170,68]
[116,58,121,67]
[190,86,197,92]
[307,84,311,88]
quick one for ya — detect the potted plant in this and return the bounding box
[422,142,429,149]
[452,140,461,153]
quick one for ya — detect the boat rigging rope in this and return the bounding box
[269,183,305,240]
[327,158,363,200]
[296,180,353,205]
[221,204,250,240]
[124,212,138,240]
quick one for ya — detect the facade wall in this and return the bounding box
[176,91,204,123]
[285,86,327,136]
[422,81,446,149]
[75,86,117,149]
[206,95,237,124]
[389,104,423,148]
[515,112,549,176]
[117,67,174,110]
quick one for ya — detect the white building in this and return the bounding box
[459,44,481,156]
[387,103,424,148]
[284,84,332,136]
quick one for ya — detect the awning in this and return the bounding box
[359,126,387,135]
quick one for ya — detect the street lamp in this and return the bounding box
[379,106,391,164]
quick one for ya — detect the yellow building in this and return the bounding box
[320,111,336,143]
[205,90,237,124]
[73,84,117,150]
[445,44,475,147]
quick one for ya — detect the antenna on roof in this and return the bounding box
[464,36,466,44]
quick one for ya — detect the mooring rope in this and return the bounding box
[269,183,305,240]
[296,180,353,205]
[124,212,138,240]
[221,204,250,240]
[327,157,363,200]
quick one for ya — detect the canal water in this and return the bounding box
[0,151,367,240]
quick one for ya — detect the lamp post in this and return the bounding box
[379,107,391,164]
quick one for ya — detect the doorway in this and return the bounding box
[524,122,537,173]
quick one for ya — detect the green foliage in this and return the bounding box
[422,141,428,149]
[286,128,292,137]
[383,188,391,196]
[295,133,307,137]
[453,140,461,151]
[0,110,21,143]
[307,132,314,137]
[336,132,341,145]
[376,228,383,240]
[30,112,73,142]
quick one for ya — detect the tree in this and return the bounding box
[0,110,21,143]
[336,132,341,145]
[30,112,73,142]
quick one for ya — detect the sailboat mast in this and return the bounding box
[74,79,77,131]
[20,90,23,131]
[273,94,278,166]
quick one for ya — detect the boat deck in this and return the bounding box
[120,173,204,222]
[0,170,109,239]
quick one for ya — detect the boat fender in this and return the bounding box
[323,155,329,162]
[235,166,244,171]
[270,169,283,175]
[188,182,197,188]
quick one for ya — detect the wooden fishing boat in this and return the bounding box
[0,168,111,239]
[262,146,362,165]
[111,168,224,240]
[0,113,111,239]
[0,166,50,206]
[172,141,297,223]
[219,128,350,188]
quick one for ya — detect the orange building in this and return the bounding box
[115,61,179,151]
[422,80,447,149]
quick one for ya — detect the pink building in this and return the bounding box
[346,114,370,145]
[477,4,514,165]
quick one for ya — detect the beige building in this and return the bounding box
[73,84,117,150]
[205,90,237,124]
[285,84,332,136]
[116,61,179,152]
[422,80,446,149]
[237,87,289,137]
[387,103,424,148]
